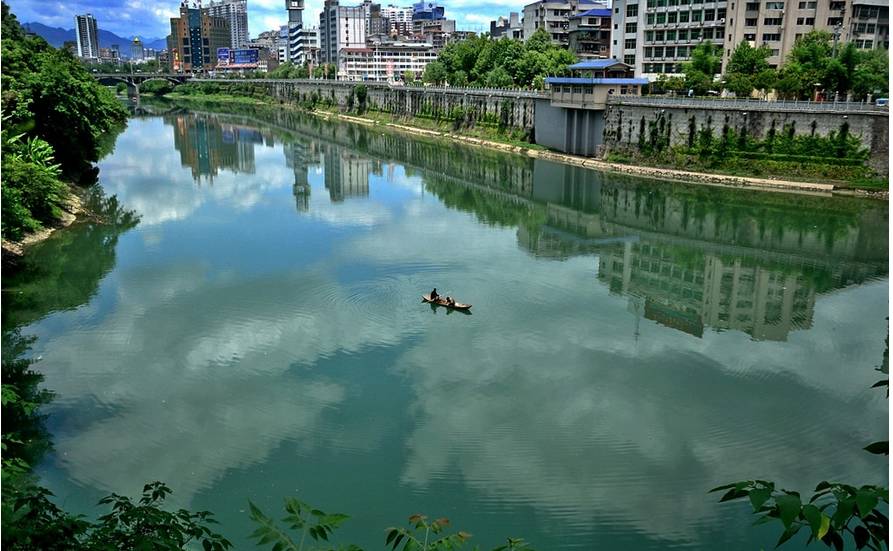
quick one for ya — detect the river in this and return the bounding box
[2,102,888,550]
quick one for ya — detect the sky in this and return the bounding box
[5,0,506,40]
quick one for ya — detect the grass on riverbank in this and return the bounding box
[164,92,267,106]
[603,151,887,191]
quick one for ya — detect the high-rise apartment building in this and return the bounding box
[848,0,889,48]
[75,13,100,59]
[168,1,232,73]
[612,0,889,80]
[522,0,608,44]
[131,37,145,61]
[319,0,367,65]
[285,0,305,63]
[490,12,523,38]
[208,0,249,48]
[609,0,726,79]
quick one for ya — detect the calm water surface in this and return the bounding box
[3,104,889,550]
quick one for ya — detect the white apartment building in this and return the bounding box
[338,42,437,81]
[320,0,367,64]
[75,13,100,59]
[521,0,609,43]
[295,26,320,64]
[610,0,727,79]
[849,0,889,48]
[208,0,249,48]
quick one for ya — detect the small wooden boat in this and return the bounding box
[422,294,472,311]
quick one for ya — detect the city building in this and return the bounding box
[285,0,305,63]
[609,0,726,79]
[319,0,367,65]
[412,0,445,20]
[99,47,120,61]
[490,12,523,38]
[131,37,145,61]
[208,0,249,48]
[381,4,415,26]
[295,25,320,64]
[323,149,373,201]
[414,17,457,48]
[848,0,889,48]
[337,41,437,80]
[167,1,232,73]
[75,13,100,59]
[521,0,608,44]
[567,7,612,57]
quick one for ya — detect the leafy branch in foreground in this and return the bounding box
[710,481,888,550]
[385,514,472,551]
[247,497,353,551]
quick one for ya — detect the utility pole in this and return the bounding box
[832,23,842,57]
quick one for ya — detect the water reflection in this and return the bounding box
[10,104,887,550]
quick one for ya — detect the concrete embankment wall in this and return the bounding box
[602,99,889,176]
[201,79,540,134]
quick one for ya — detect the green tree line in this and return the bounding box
[656,32,888,100]
[1,2,128,240]
[422,28,576,89]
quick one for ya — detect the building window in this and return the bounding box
[744,32,756,40]
[690,28,701,39]
[764,17,782,24]
[762,32,781,41]
[796,16,815,25]
[656,12,666,23]
[645,46,653,56]
[703,27,714,38]
[655,30,665,40]
[647,13,655,24]
[626,22,638,33]
[668,12,677,23]
[704,8,715,20]
[678,28,688,39]
[745,17,757,25]
[765,2,784,9]
[624,54,636,64]
[827,16,843,25]
[691,10,702,21]
[797,1,816,7]
[679,11,690,22]
[653,45,664,56]
[627,4,639,16]
[666,46,676,56]
[645,30,654,40]
[625,38,637,48]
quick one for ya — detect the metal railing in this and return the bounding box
[606,95,889,113]
[189,77,548,98]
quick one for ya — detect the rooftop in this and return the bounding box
[545,77,650,85]
[567,59,632,70]
[572,8,612,17]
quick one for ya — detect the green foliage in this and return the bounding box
[269,62,311,79]
[248,497,351,550]
[711,481,888,550]
[422,30,575,89]
[852,48,889,100]
[385,515,473,551]
[1,126,69,239]
[682,41,721,95]
[724,41,776,96]
[354,84,368,114]
[1,3,127,176]
[139,79,175,95]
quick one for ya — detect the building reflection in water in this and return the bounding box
[163,107,887,342]
[166,112,266,184]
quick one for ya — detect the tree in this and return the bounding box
[724,41,775,96]
[423,60,448,84]
[683,42,721,95]
[852,48,889,100]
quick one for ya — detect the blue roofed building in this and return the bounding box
[534,60,648,155]
[521,0,609,45]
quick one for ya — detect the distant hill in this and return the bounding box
[22,21,167,55]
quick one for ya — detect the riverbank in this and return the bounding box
[1,185,87,265]
[312,109,889,200]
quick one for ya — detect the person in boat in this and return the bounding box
[445,296,455,306]
[430,288,439,301]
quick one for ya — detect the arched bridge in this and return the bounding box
[94,73,192,87]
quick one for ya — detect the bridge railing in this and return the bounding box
[607,95,889,113]
[191,77,547,98]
